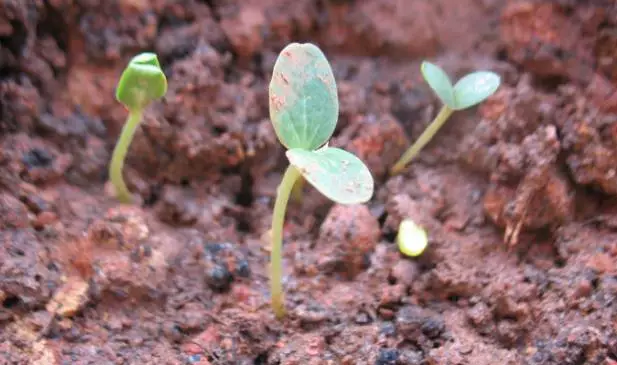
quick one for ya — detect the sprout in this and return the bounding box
[390,61,500,175]
[109,53,167,203]
[396,218,428,257]
[290,176,306,203]
[268,43,374,318]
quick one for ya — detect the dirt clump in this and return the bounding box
[316,204,381,278]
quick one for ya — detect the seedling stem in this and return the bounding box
[270,165,301,319]
[290,176,305,203]
[109,109,143,203]
[390,105,453,175]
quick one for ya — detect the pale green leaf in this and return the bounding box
[421,61,455,109]
[116,52,167,110]
[452,71,500,110]
[269,43,338,150]
[286,147,374,204]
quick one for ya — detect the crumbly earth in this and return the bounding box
[1,0,617,364]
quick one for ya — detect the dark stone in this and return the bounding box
[22,148,53,168]
[421,317,445,339]
[375,348,399,365]
[235,259,250,278]
[205,264,233,292]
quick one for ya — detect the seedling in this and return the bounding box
[396,218,428,257]
[290,176,306,203]
[109,52,167,203]
[390,62,500,175]
[268,43,374,318]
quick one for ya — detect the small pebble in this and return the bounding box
[391,260,419,287]
[293,304,329,325]
[235,259,250,278]
[162,321,183,342]
[397,305,446,340]
[355,311,372,325]
[379,284,406,307]
[33,211,57,229]
[375,348,399,365]
[202,242,250,292]
[421,317,445,339]
[205,265,233,292]
[187,354,201,364]
[573,279,592,299]
[379,322,396,337]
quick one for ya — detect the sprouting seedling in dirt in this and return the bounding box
[390,61,501,175]
[396,218,428,257]
[109,52,167,203]
[268,43,374,319]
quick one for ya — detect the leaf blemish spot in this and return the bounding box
[278,72,289,85]
[270,94,285,112]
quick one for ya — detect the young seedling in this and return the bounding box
[109,52,167,203]
[290,176,306,203]
[396,218,428,257]
[268,43,374,319]
[390,61,501,175]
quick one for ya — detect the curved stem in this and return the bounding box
[109,109,143,203]
[270,164,301,319]
[390,105,454,175]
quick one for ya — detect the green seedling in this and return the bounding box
[268,43,374,319]
[109,52,167,203]
[396,218,428,257]
[290,176,306,203]
[390,61,500,175]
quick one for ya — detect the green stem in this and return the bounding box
[390,105,454,175]
[109,109,143,203]
[270,164,301,319]
[290,176,305,204]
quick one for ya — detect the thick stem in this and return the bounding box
[390,105,454,175]
[270,164,301,319]
[109,109,143,203]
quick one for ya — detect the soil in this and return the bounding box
[1,0,617,364]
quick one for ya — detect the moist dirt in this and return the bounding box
[1,0,617,364]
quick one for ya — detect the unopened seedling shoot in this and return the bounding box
[268,43,374,319]
[109,52,167,203]
[390,61,500,175]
